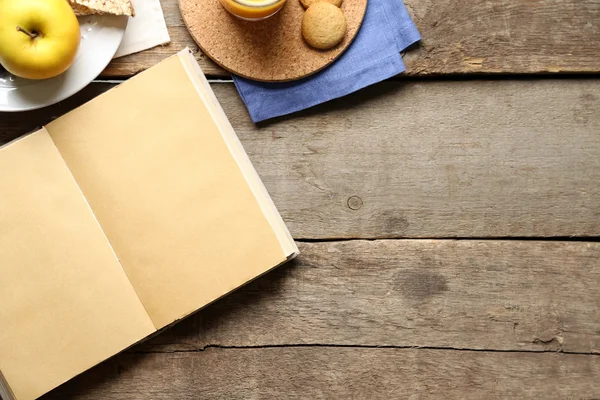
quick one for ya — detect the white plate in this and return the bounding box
[0,15,127,112]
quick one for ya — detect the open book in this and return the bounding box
[0,49,298,400]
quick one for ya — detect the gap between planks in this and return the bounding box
[42,345,600,399]
[93,74,600,85]
[128,343,600,357]
[295,237,600,243]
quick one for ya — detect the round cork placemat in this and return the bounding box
[179,0,368,82]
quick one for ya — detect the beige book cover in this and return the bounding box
[0,49,298,400]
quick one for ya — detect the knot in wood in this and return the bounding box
[347,196,363,210]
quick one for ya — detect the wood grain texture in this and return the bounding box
[102,0,600,77]
[135,240,600,354]
[1,80,599,238]
[37,240,600,399]
[42,348,600,399]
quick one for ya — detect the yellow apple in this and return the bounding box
[0,0,81,80]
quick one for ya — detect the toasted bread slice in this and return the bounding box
[68,0,135,17]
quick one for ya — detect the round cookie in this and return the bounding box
[302,2,347,50]
[300,0,342,9]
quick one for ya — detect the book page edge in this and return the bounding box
[177,48,299,260]
[0,369,15,400]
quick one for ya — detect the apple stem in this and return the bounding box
[16,26,38,39]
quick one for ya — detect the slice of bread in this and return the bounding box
[68,0,135,17]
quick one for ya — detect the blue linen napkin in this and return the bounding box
[233,0,421,123]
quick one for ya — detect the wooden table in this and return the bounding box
[2,0,599,398]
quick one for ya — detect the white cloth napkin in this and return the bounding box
[114,0,170,58]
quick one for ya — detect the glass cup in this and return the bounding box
[219,0,288,21]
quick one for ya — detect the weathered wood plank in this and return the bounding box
[42,348,600,399]
[1,80,599,238]
[136,240,600,354]
[102,0,600,77]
